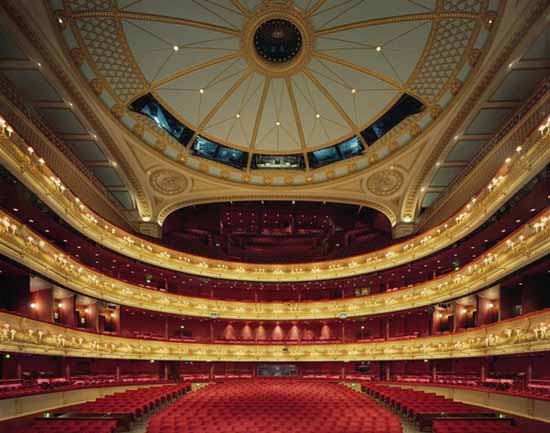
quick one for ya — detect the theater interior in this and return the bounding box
[0,1,548,432]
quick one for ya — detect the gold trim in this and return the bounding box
[0,122,547,282]
[68,10,241,36]
[0,206,547,320]
[315,12,480,36]
[2,309,550,361]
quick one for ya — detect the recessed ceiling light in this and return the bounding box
[28,219,34,223]
[376,46,382,52]
[58,17,63,24]
[199,88,204,94]
[530,208,536,212]
[316,113,320,119]
[63,239,67,243]
[276,121,281,126]
[351,88,356,94]
[173,45,179,51]
[516,219,521,223]
[12,208,18,212]
[236,113,240,118]
[501,229,506,233]
[505,157,511,163]
[45,229,50,233]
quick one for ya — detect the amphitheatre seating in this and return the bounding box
[16,419,117,433]
[432,419,521,433]
[62,383,189,422]
[363,384,494,430]
[147,380,402,433]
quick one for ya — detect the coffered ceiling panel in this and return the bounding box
[2,69,62,102]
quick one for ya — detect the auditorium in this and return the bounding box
[0,1,548,432]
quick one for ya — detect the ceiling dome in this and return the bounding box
[54,0,490,164]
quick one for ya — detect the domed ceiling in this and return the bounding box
[50,0,495,178]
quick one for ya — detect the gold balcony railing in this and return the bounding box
[0,108,548,282]
[0,207,548,320]
[1,309,550,361]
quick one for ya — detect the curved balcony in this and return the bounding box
[0,116,547,281]
[1,309,550,362]
[0,207,548,320]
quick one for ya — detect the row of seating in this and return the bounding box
[432,419,521,433]
[148,380,403,433]
[0,376,168,400]
[363,384,495,430]
[16,419,118,433]
[64,383,189,420]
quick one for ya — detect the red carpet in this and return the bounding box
[147,380,402,433]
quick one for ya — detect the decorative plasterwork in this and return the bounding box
[41,0,498,187]
[0,206,547,320]
[401,0,549,224]
[149,169,190,197]
[364,168,404,196]
[2,309,550,361]
[0,1,153,224]
[0,117,547,282]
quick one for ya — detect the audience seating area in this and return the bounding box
[64,383,189,421]
[432,419,521,433]
[147,380,403,433]
[363,384,496,430]
[17,419,118,433]
[0,375,168,400]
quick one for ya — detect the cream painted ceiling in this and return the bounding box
[56,0,453,154]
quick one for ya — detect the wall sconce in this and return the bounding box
[84,308,89,314]
[30,302,37,310]
[0,116,14,137]
[437,313,443,319]
[488,302,494,309]
[57,302,63,308]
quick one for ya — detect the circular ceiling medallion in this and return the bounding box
[242,5,313,78]
[254,19,302,64]
[150,169,188,196]
[365,170,404,196]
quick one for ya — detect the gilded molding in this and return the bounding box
[401,0,548,223]
[0,206,547,320]
[0,119,546,282]
[2,309,550,361]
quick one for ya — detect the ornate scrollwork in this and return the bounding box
[149,169,189,196]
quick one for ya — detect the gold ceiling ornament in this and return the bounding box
[41,0,496,188]
[240,3,314,78]
[0,204,547,320]
[2,309,550,362]
[0,119,546,282]
[149,169,189,196]
[365,169,404,196]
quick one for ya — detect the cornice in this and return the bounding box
[2,309,550,361]
[0,112,547,282]
[0,206,547,320]
[0,0,151,225]
[401,0,549,225]
[0,79,133,231]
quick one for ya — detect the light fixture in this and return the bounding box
[199,88,204,94]
[30,303,37,310]
[236,113,240,118]
[173,45,179,51]
[57,303,62,308]
[316,113,320,119]
[376,46,382,52]
[351,88,356,94]
[488,303,494,309]
[276,121,280,126]
[505,157,511,163]
[84,308,89,314]
[516,146,522,152]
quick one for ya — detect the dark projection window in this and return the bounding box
[361,93,424,145]
[129,93,195,145]
[252,154,305,169]
[307,136,364,169]
[191,136,248,170]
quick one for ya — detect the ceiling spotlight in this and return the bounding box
[351,88,356,94]
[58,17,63,24]
[173,45,179,52]
[516,145,522,152]
[316,113,320,119]
[276,121,281,126]
[236,113,240,118]
[199,88,204,94]
[376,46,382,52]
[111,161,117,167]
[505,157,511,163]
